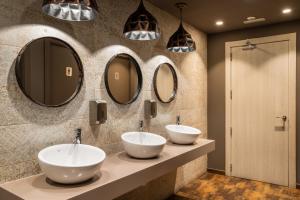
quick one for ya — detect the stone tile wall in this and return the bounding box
[0,0,207,197]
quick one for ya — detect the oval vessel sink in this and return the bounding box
[121,132,166,159]
[166,125,201,144]
[38,144,106,184]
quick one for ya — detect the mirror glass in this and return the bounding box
[154,63,178,103]
[105,54,143,105]
[15,37,83,107]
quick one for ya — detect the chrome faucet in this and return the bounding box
[139,120,144,132]
[73,128,82,144]
[176,115,181,125]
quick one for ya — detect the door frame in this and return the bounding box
[225,33,296,188]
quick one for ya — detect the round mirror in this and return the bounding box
[105,54,143,105]
[15,37,83,107]
[153,63,178,103]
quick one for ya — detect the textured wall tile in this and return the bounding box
[0,0,208,198]
[0,83,93,126]
[0,164,19,184]
[0,45,20,87]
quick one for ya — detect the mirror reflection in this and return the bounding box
[15,37,84,107]
[105,54,143,105]
[154,63,178,103]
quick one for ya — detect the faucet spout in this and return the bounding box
[139,120,144,132]
[73,128,82,144]
[176,115,181,125]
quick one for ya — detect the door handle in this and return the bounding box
[276,116,287,127]
[276,116,287,121]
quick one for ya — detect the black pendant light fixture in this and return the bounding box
[42,0,99,21]
[167,3,196,53]
[123,0,160,41]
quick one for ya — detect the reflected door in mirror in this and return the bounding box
[16,37,83,107]
[105,54,142,105]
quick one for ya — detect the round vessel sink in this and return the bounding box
[38,144,106,184]
[166,125,201,144]
[121,132,166,159]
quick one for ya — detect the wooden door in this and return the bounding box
[228,36,295,186]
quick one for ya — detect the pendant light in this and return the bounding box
[167,3,196,53]
[42,0,99,21]
[123,0,160,41]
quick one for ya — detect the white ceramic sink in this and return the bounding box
[121,132,166,159]
[38,144,106,184]
[166,125,201,144]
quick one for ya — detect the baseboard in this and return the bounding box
[207,168,225,175]
[208,169,299,188]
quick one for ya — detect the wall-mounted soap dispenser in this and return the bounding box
[89,100,107,125]
[144,100,157,119]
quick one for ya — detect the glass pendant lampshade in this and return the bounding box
[42,0,99,21]
[123,0,160,41]
[167,3,196,53]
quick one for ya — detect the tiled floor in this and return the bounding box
[169,173,300,200]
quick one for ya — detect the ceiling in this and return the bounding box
[148,0,300,34]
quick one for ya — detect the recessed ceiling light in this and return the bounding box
[216,21,224,26]
[282,8,292,14]
[247,16,256,21]
[244,16,266,24]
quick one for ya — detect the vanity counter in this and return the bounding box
[0,139,215,200]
